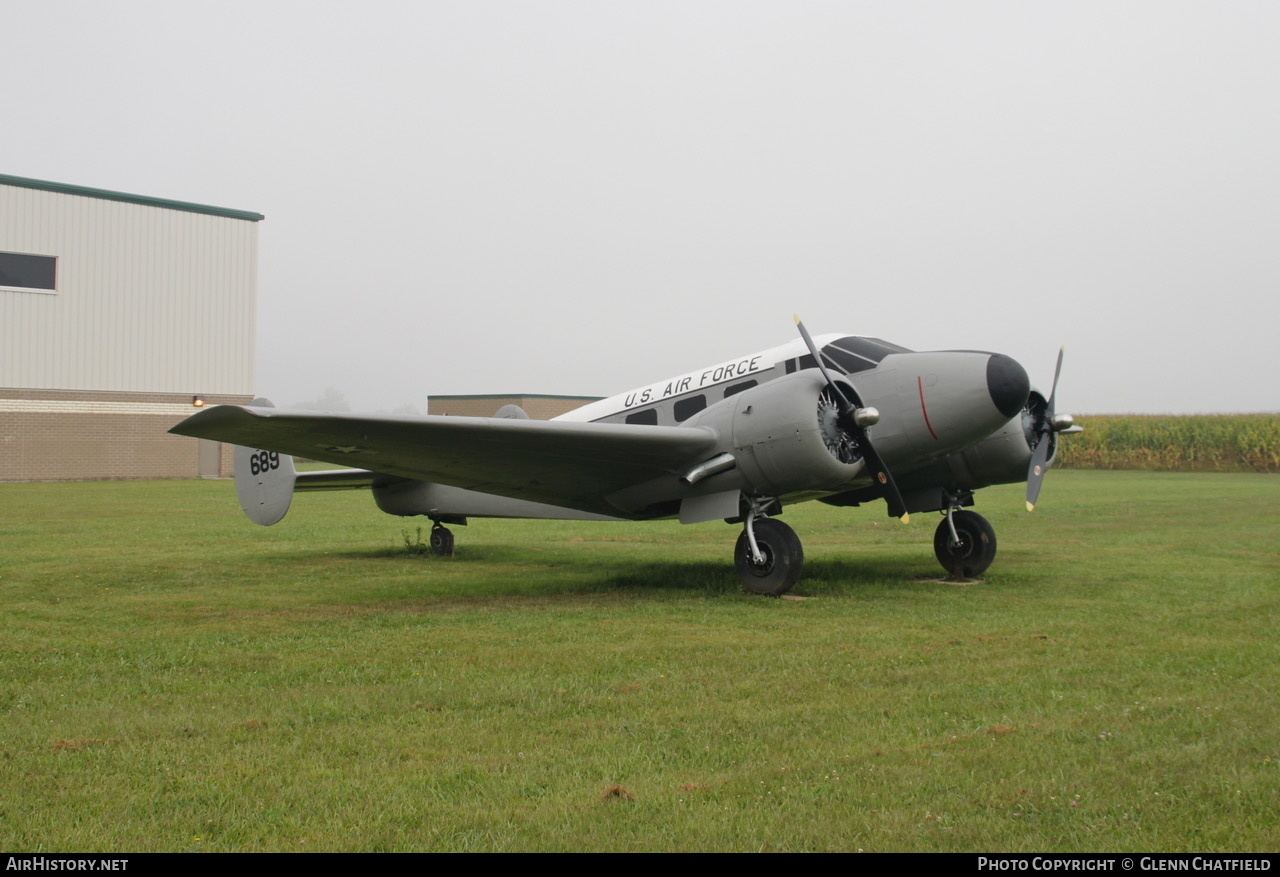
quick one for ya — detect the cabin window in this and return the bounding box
[625,409,658,425]
[724,379,757,398]
[673,395,706,422]
[0,252,56,293]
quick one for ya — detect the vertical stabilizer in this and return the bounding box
[232,398,297,525]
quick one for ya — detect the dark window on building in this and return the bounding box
[723,379,757,398]
[625,408,658,425]
[673,395,706,422]
[0,252,56,291]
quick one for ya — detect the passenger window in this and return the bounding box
[625,409,658,425]
[724,380,757,398]
[673,395,707,422]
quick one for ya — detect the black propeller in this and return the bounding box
[794,315,909,523]
[1025,347,1075,511]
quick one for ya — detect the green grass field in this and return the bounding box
[2,471,1277,852]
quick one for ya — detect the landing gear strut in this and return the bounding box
[429,521,455,557]
[933,508,996,579]
[735,509,803,596]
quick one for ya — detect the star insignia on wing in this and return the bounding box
[317,444,376,455]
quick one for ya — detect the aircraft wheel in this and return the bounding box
[429,524,455,557]
[933,510,996,578]
[735,518,804,596]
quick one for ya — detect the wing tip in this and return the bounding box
[168,402,265,438]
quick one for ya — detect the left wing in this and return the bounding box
[170,404,723,518]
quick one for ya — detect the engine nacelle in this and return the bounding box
[685,370,867,498]
[940,389,1057,490]
[939,416,1031,489]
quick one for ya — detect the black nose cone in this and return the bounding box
[987,354,1031,418]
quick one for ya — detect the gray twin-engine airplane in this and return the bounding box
[171,317,1077,595]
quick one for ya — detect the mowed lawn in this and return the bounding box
[1,471,1276,852]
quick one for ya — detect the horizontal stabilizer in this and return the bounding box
[294,468,382,491]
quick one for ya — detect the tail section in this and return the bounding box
[232,398,297,525]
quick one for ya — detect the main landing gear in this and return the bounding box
[428,521,455,557]
[735,505,803,596]
[933,508,996,579]
[733,499,998,593]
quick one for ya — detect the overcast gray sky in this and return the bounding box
[7,0,1279,414]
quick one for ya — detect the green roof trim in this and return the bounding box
[0,173,264,222]
[430,394,603,401]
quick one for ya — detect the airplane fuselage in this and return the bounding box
[555,334,1035,518]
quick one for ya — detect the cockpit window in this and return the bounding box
[783,336,912,376]
[821,336,910,374]
[851,336,911,356]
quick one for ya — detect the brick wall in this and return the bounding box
[0,389,252,481]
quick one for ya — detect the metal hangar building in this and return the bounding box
[0,173,262,480]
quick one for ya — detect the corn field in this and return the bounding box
[1055,413,1280,473]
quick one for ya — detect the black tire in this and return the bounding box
[933,510,996,578]
[735,518,804,596]
[429,525,455,557]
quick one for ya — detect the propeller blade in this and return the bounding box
[794,314,909,523]
[1025,347,1066,511]
[793,315,854,410]
[861,439,910,522]
[1046,346,1064,412]
[1025,436,1053,511]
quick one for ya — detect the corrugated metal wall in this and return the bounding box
[0,183,257,395]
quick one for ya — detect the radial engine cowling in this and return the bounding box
[685,370,870,498]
